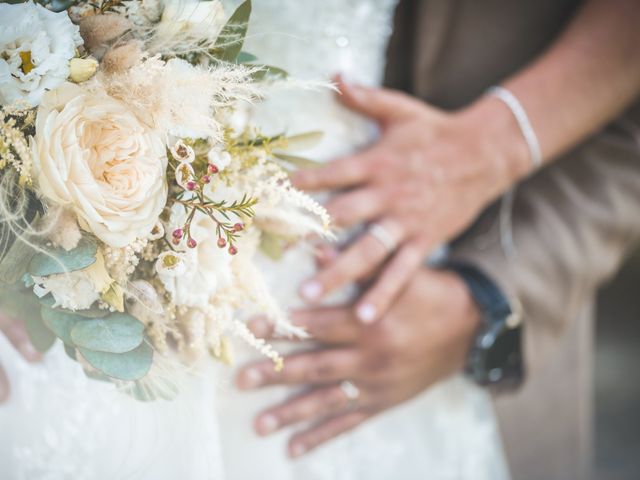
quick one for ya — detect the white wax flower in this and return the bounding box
[32,83,168,248]
[159,206,233,308]
[0,2,82,107]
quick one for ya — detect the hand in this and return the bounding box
[0,312,41,403]
[236,268,480,458]
[294,77,529,323]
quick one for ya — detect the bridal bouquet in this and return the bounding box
[0,0,330,399]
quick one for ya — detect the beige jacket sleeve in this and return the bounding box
[450,107,640,376]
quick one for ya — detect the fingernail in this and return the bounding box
[356,303,377,324]
[300,281,322,302]
[257,414,279,435]
[290,443,306,458]
[240,369,263,389]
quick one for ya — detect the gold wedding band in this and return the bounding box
[368,223,398,253]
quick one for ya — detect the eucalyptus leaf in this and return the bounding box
[78,341,153,381]
[41,307,83,345]
[70,313,144,354]
[212,0,252,62]
[25,310,56,353]
[38,295,109,318]
[64,344,77,360]
[28,237,97,277]
[237,51,257,63]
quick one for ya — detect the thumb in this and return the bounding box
[335,75,417,123]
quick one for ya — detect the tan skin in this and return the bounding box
[294,0,640,324]
[236,268,480,458]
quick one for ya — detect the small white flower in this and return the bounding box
[0,2,83,107]
[147,221,165,241]
[175,162,196,190]
[155,251,187,277]
[69,57,98,83]
[207,148,232,173]
[170,139,195,163]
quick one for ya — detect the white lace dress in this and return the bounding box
[0,1,510,479]
[215,1,510,479]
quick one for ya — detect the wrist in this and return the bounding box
[457,94,533,192]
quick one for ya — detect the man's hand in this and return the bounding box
[236,268,480,458]
[0,313,41,402]
[294,77,528,324]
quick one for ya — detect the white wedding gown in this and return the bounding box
[0,1,509,479]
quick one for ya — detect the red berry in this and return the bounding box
[171,238,180,246]
[228,245,238,255]
[201,175,211,184]
[187,238,197,248]
[217,237,227,248]
[233,222,244,232]
[172,228,183,239]
[208,164,219,174]
[186,180,197,191]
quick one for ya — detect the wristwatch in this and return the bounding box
[445,262,524,390]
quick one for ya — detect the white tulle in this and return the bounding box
[0,1,510,479]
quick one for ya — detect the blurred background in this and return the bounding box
[595,251,640,479]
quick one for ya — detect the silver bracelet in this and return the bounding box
[487,85,542,170]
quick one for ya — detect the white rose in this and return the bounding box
[32,83,168,248]
[0,2,82,107]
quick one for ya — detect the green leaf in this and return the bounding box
[78,341,153,381]
[259,232,284,261]
[282,131,324,150]
[250,65,288,81]
[25,310,56,353]
[38,295,109,318]
[273,152,322,169]
[70,313,144,354]
[212,0,252,62]
[41,307,83,345]
[64,344,77,360]
[236,51,257,63]
[28,237,97,277]
[0,236,37,284]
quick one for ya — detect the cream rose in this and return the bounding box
[32,83,168,248]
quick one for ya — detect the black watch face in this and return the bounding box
[485,325,523,385]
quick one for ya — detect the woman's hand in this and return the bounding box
[293,77,529,324]
[236,268,479,457]
[0,313,41,403]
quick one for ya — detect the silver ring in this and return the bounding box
[368,223,398,253]
[339,380,360,408]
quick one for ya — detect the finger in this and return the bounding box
[324,188,386,228]
[314,244,338,269]
[0,365,9,403]
[299,219,404,304]
[236,348,360,389]
[291,151,374,192]
[255,384,359,436]
[288,410,371,458]
[0,314,41,362]
[355,238,431,324]
[335,75,417,124]
[248,308,361,345]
